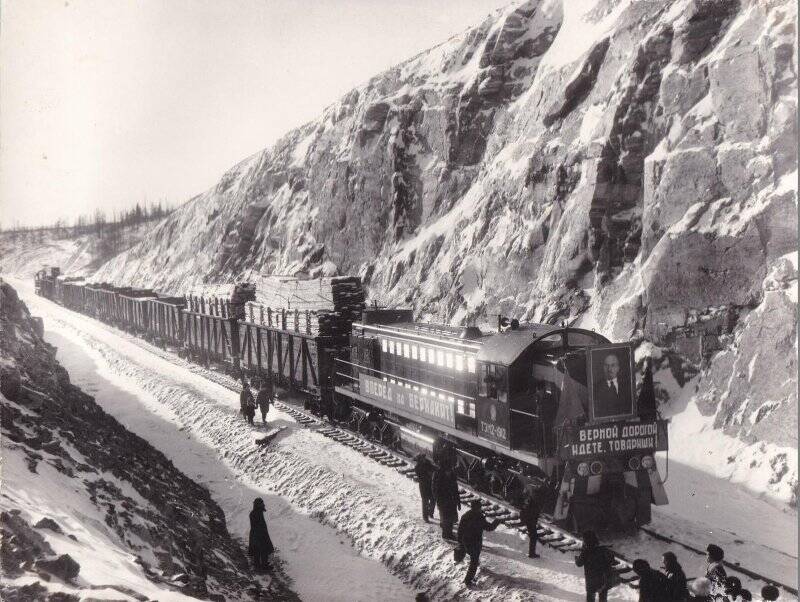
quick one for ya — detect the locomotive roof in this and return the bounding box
[476,325,561,365]
[361,321,488,348]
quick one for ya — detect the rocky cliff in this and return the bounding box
[0,281,297,601]
[92,0,797,502]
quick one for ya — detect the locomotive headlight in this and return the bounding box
[641,455,655,470]
[628,456,642,471]
[590,461,604,475]
[577,462,590,477]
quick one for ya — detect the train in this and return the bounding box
[34,266,669,531]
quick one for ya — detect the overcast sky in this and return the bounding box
[1,0,508,228]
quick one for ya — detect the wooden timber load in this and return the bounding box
[243,276,366,337]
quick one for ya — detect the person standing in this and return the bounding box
[631,559,670,602]
[256,377,274,425]
[575,530,615,602]
[248,498,274,572]
[432,467,460,540]
[705,544,727,589]
[457,500,501,586]
[414,454,436,522]
[240,381,253,418]
[519,490,542,558]
[662,551,689,601]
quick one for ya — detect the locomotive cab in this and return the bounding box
[475,325,668,531]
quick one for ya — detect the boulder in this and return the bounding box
[0,365,21,401]
[34,518,63,534]
[34,554,80,582]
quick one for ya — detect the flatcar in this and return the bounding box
[34,268,668,531]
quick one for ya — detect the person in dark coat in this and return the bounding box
[248,497,274,572]
[241,382,253,414]
[414,454,436,522]
[739,589,752,601]
[662,551,689,601]
[705,544,727,588]
[432,468,460,539]
[241,382,256,425]
[240,382,250,416]
[457,499,501,586]
[632,559,670,602]
[575,530,614,602]
[725,576,744,601]
[519,490,542,558]
[256,377,274,424]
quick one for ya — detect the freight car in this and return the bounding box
[34,269,669,531]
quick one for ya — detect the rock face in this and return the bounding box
[92,0,797,500]
[0,281,298,601]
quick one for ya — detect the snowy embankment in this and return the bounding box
[13,281,626,601]
[1,281,295,601]
[0,224,154,280]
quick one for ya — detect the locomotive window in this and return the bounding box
[411,345,418,360]
[446,353,454,369]
[498,366,508,402]
[419,347,426,362]
[480,364,507,401]
[388,340,395,354]
[455,354,464,372]
[428,348,436,365]
[381,339,388,353]
[437,350,445,367]
[469,402,476,418]
[457,399,465,414]
[467,356,476,373]
[421,387,428,396]
[403,343,411,358]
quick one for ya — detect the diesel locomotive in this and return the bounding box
[34,267,668,531]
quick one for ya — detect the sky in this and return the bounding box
[1,0,509,228]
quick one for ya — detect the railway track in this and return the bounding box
[43,307,798,598]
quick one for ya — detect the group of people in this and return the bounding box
[414,454,544,587]
[577,535,781,602]
[413,455,782,599]
[239,376,274,425]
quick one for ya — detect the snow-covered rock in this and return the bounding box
[0,281,297,600]
[85,0,796,504]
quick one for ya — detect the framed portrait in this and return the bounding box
[587,343,636,422]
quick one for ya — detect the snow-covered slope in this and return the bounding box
[0,281,296,600]
[89,0,796,505]
[0,223,155,280]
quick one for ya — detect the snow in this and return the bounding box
[578,103,606,145]
[290,130,316,168]
[538,0,631,71]
[2,422,201,602]
[9,277,799,596]
[14,278,636,601]
[44,329,412,602]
